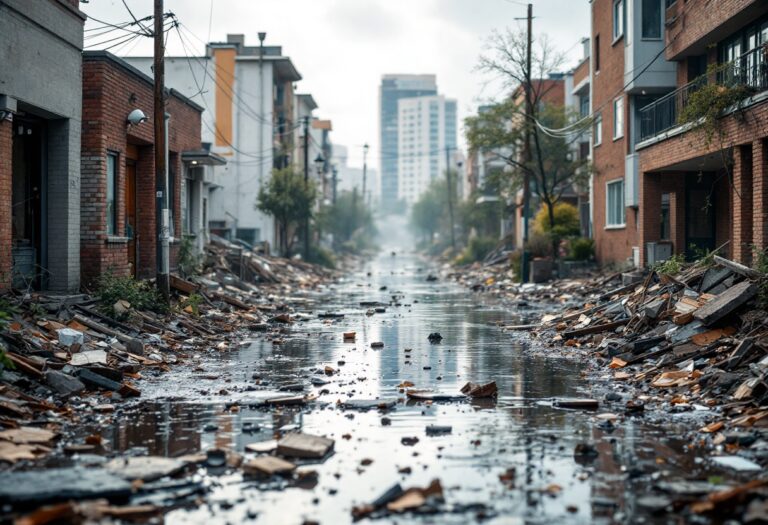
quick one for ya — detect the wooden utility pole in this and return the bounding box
[445,145,456,252]
[154,0,169,301]
[303,116,310,260]
[521,2,533,283]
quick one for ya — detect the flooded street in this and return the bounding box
[47,220,733,524]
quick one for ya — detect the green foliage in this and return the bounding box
[317,190,376,253]
[678,82,755,145]
[568,237,595,261]
[177,236,201,278]
[0,298,17,374]
[96,272,168,319]
[459,191,504,240]
[410,178,450,243]
[509,249,523,283]
[653,253,686,276]
[179,292,204,317]
[454,236,498,265]
[307,246,337,269]
[526,231,553,258]
[751,247,768,309]
[533,202,580,238]
[257,167,318,256]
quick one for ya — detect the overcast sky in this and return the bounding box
[82,0,590,169]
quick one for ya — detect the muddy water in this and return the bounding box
[73,231,710,524]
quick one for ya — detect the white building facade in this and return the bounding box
[396,95,457,205]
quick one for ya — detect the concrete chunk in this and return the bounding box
[693,281,757,326]
[44,370,85,397]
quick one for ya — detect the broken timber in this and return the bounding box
[562,318,629,339]
[693,281,757,326]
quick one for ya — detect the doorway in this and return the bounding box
[685,173,716,259]
[11,117,44,289]
[125,159,137,276]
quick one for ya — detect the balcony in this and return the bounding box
[638,45,768,143]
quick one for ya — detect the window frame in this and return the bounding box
[641,0,662,40]
[613,96,625,140]
[594,113,603,147]
[613,0,625,43]
[106,151,118,236]
[606,179,626,228]
[594,34,601,72]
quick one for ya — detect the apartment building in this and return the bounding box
[590,0,677,266]
[125,34,302,251]
[635,0,768,266]
[0,0,85,291]
[378,74,438,210]
[396,95,458,205]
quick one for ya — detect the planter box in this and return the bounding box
[530,258,553,283]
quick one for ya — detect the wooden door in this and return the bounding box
[125,161,137,276]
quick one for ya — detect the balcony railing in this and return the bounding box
[638,45,768,143]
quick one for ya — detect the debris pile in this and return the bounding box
[524,254,768,518]
[0,241,338,519]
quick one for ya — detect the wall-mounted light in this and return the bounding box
[127,109,148,126]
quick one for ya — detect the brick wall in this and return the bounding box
[0,119,11,290]
[572,59,589,87]
[666,0,766,59]
[591,0,637,265]
[80,53,201,286]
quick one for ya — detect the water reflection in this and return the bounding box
[73,242,705,524]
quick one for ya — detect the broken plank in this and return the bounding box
[170,274,199,295]
[243,456,296,477]
[713,255,763,279]
[72,314,132,344]
[562,318,629,339]
[277,433,334,459]
[693,281,757,326]
[5,353,43,380]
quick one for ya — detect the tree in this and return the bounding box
[465,29,592,257]
[318,189,376,252]
[256,167,317,257]
[410,179,448,244]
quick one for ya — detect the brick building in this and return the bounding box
[80,51,205,286]
[589,0,677,267]
[0,0,85,291]
[635,0,768,266]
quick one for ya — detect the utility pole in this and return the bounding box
[331,165,338,205]
[303,115,310,260]
[153,0,169,302]
[521,2,533,283]
[362,143,369,208]
[445,146,456,252]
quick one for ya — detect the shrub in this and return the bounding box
[308,246,336,269]
[509,249,523,283]
[568,237,595,261]
[177,236,201,278]
[455,236,498,265]
[653,253,685,276]
[533,202,580,238]
[526,231,553,258]
[96,273,168,319]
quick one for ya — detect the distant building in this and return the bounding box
[379,74,437,210]
[125,34,303,252]
[396,95,458,205]
[332,145,378,205]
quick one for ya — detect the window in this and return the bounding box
[607,180,626,227]
[613,0,625,41]
[106,152,118,236]
[579,95,590,118]
[594,35,601,71]
[594,113,602,146]
[642,0,661,39]
[613,97,624,139]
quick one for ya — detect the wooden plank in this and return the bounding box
[72,314,132,344]
[5,353,43,380]
[562,318,629,339]
[713,255,763,279]
[693,281,757,326]
[243,456,296,476]
[170,274,199,294]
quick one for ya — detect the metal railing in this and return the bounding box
[638,45,768,142]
